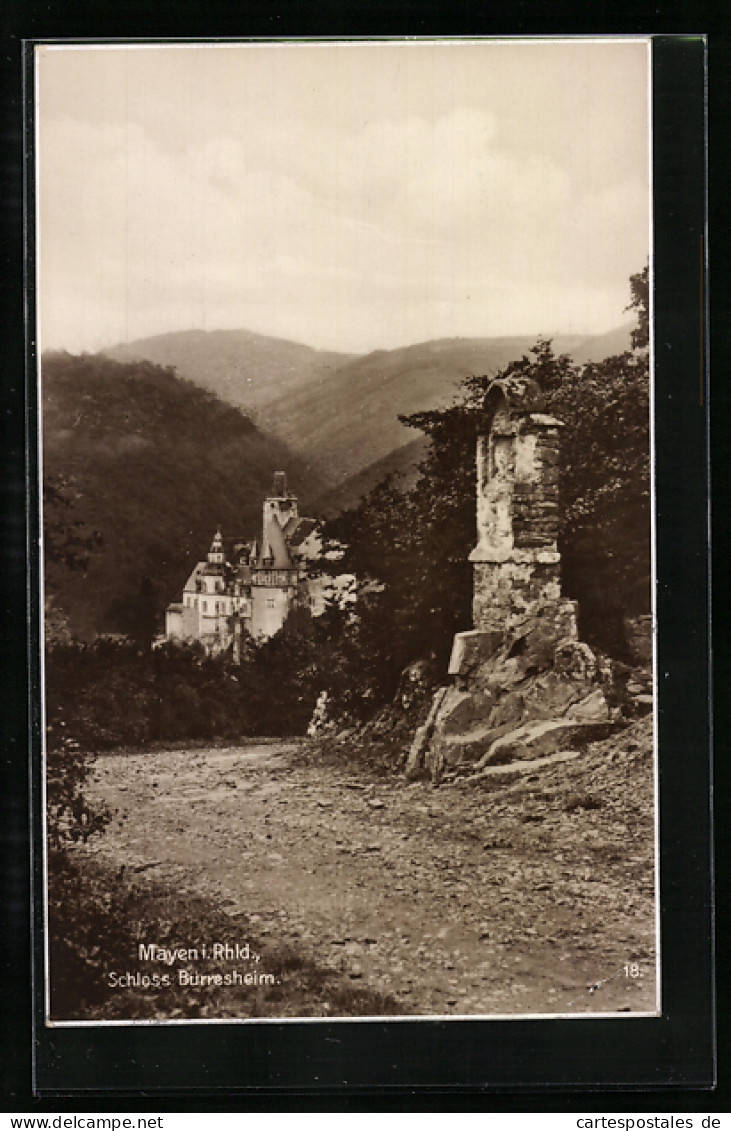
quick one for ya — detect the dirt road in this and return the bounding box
[85,720,657,1018]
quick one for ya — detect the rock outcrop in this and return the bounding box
[405,609,620,783]
[405,372,642,784]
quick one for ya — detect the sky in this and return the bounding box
[36,40,651,355]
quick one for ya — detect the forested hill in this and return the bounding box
[42,352,326,641]
[266,328,634,486]
[103,326,632,490]
[104,329,356,427]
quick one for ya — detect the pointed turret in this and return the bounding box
[207,527,225,566]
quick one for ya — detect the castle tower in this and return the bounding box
[262,471,298,531]
[250,511,298,639]
[207,528,225,568]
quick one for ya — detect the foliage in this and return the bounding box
[549,347,651,638]
[43,473,103,573]
[322,269,651,696]
[43,268,650,739]
[323,426,475,715]
[46,734,112,854]
[45,479,111,850]
[320,340,573,709]
[44,629,332,750]
[626,263,650,352]
[547,265,650,640]
[42,351,324,639]
[46,674,113,1012]
[48,856,404,1021]
[104,574,160,648]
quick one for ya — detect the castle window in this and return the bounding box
[266,598,275,609]
[202,600,207,612]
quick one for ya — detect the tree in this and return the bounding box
[322,269,651,709]
[46,730,111,853]
[626,263,649,352]
[548,346,650,648]
[104,573,160,647]
[43,474,102,573]
[44,477,109,842]
[43,474,103,644]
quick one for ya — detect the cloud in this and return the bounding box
[37,50,649,354]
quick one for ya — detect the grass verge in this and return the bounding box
[48,852,404,1021]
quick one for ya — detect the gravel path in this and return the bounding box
[85,720,657,1018]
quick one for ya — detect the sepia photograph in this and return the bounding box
[36,38,657,1025]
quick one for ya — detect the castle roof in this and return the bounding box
[257,514,294,570]
[283,516,319,545]
[183,562,206,585]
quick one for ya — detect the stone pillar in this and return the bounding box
[466,380,575,641]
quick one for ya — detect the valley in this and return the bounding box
[42,320,633,639]
[103,323,633,489]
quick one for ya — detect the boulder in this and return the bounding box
[471,655,526,694]
[429,714,617,772]
[404,686,449,781]
[432,721,502,766]
[518,671,591,720]
[465,748,581,782]
[404,723,431,781]
[473,718,617,770]
[554,639,597,681]
[633,694,654,717]
[448,630,503,678]
[434,687,496,736]
[566,688,609,722]
[484,689,526,730]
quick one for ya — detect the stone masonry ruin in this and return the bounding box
[406,375,623,783]
[469,377,569,637]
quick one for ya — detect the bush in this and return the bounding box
[44,632,329,750]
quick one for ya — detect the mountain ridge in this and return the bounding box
[103,323,633,489]
[105,328,356,424]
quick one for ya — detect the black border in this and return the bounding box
[2,15,717,1109]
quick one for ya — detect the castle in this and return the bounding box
[164,472,325,656]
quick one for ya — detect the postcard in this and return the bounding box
[35,38,662,1032]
